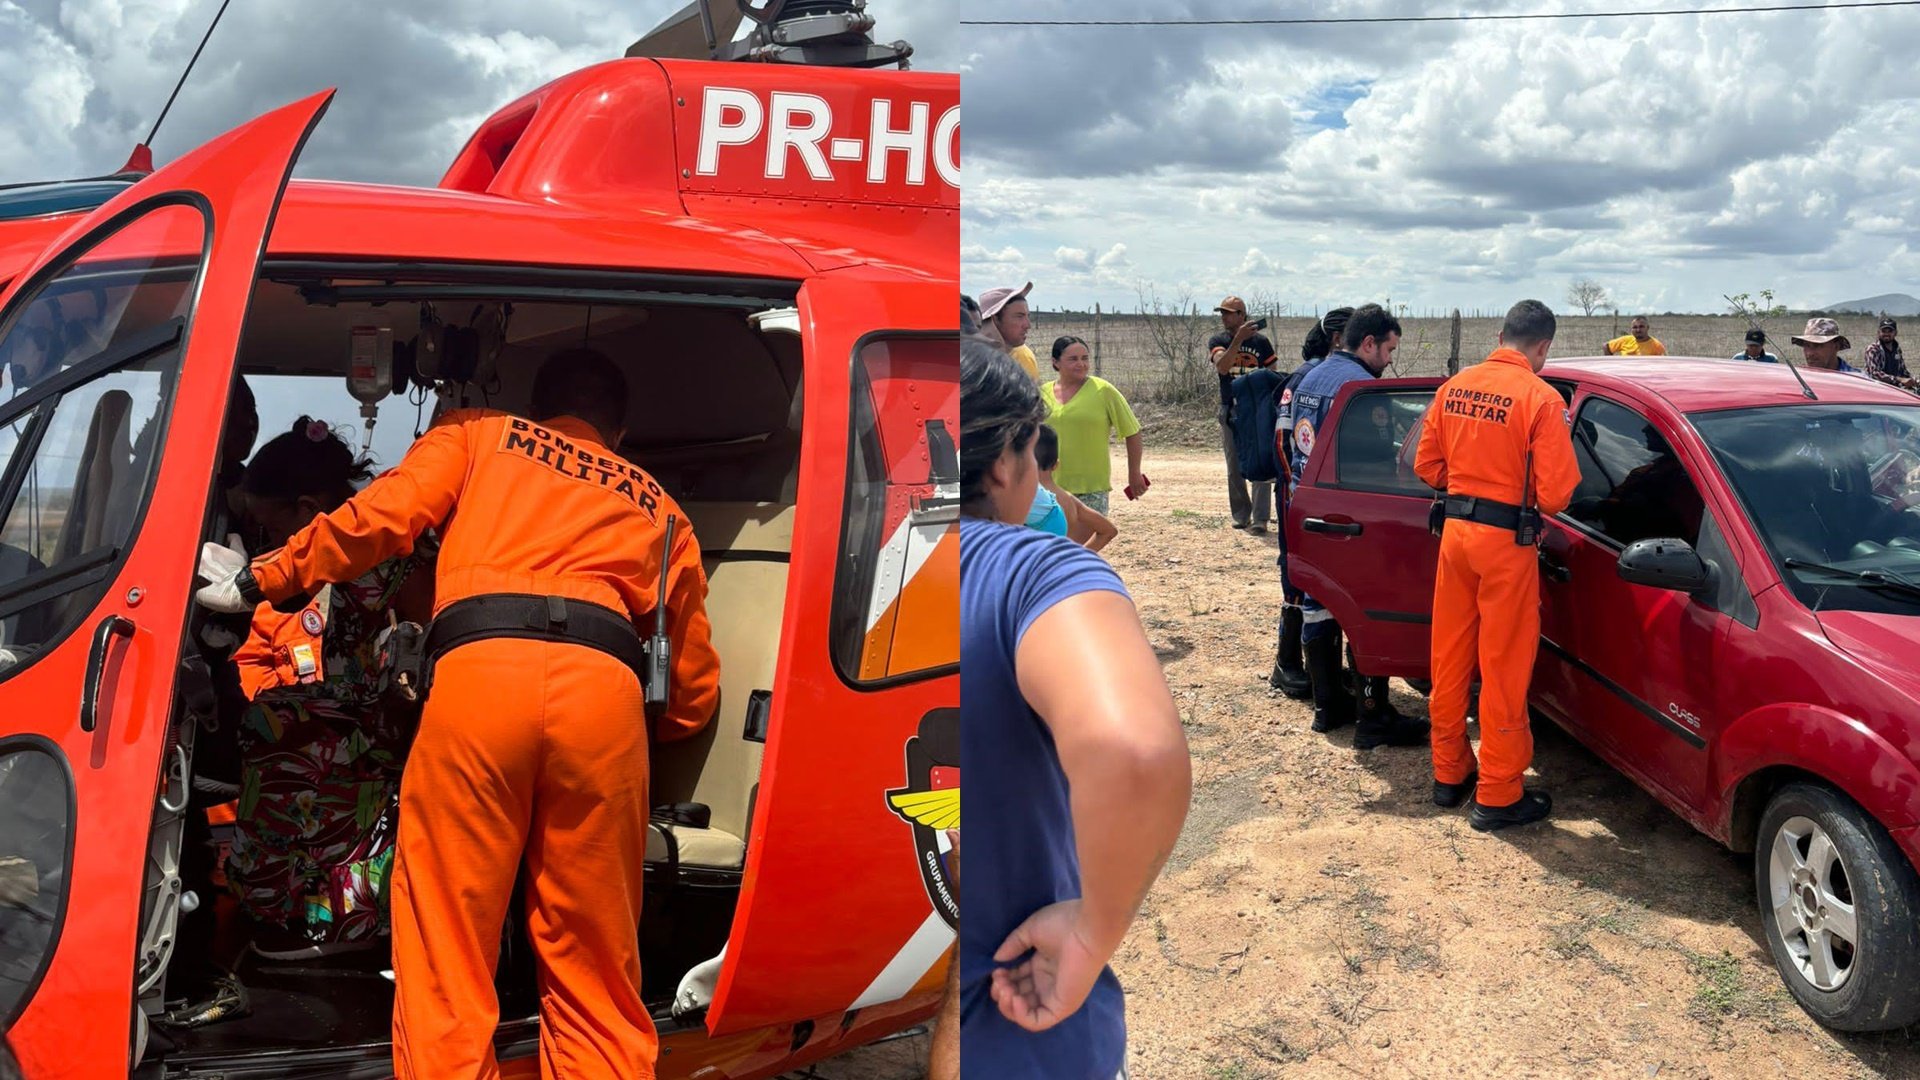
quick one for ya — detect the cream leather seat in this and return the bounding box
[645,501,792,873]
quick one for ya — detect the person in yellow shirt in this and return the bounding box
[1602,316,1666,356]
[1043,336,1144,513]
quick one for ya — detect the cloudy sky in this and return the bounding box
[961,0,1920,315]
[0,0,956,188]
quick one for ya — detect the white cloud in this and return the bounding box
[1236,247,1282,277]
[0,0,950,186]
[962,1,1920,312]
[1055,246,1094,271]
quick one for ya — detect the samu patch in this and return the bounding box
[498,418,664,522]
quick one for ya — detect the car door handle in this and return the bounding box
[1303,517,1363,536]
[81,615,134,733]
[1540,552,1571,583]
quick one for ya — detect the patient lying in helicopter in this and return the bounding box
[225,417,435,961]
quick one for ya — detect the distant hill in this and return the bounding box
[1824,293,1920,316]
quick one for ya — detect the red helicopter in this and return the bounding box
[0,1,958,1076]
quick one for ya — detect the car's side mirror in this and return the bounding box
[1617,537,1711,593]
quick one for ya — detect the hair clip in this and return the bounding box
[306,419,330,442]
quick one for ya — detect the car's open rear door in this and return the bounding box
[1286,377,1443,679]
[701,275,959,1042]
[0,91,332,1078]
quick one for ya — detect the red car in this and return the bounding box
[1289,356,1920,1032]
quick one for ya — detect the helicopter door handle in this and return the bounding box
[1304,517,1364,536]
[81,615,135,733]
[1540,552,1572,583]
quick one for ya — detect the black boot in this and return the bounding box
[1469,789,1553,832]
[1304,633,1354,733]
[1268,608,1312,699]
[1353,676,1430,749]
[1433,771,1478,808]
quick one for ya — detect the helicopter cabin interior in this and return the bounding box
[128,263,806,1063]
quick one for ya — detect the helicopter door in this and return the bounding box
[702,276,959,1036]
[0,91,333,1077]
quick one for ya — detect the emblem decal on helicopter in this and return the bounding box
[885,708,960,930]
[696,86,960,189]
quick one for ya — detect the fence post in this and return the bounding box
[1093,301,1103,377]
[1448,309,1462,375]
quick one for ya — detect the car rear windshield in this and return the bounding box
[1693,402,1920,614]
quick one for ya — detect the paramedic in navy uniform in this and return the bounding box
[1287,304,1430,748]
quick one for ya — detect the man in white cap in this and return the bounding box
[978,282,1038,379]
[1791,317,1863,375]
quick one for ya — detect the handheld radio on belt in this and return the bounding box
[642,514,677,720]
[416,515,680,711]
[1515,449,1541,546]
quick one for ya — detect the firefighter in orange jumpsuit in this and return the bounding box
[194,348,720,1078]
[1413,300,1579,832]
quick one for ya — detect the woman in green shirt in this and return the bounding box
[1042,336,1145,513]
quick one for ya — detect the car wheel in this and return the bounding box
[1755,782,1920,1031]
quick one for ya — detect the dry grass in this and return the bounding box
[1028,311,1895,404]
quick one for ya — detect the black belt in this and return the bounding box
[425,593,647,685]
[1444,494,1527,531]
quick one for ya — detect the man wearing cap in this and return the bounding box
[1209,296,1279,531]
[1792,318,1864,375]
[1602,317,1666,357]
[1732,328,1779,364]
[979,283,1039,379]
[1863,318,1913,390]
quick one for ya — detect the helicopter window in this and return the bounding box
[829,334,959,687]
[0,202,205,680]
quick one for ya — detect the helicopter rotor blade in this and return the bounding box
[626,0,746,60]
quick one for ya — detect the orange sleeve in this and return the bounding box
[1413,391,1449,491]
[1528,392,1581,516]
[250,416,475,603]
[655,507,721,742]
[231,616,278,700]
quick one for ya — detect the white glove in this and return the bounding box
[193,535,253,614]
[0,647,17,671]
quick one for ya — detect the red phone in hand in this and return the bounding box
[1124,474,1151,500]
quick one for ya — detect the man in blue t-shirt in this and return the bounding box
[1286,304,1430,749]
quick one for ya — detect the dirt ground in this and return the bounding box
[1099,446,1920,1080]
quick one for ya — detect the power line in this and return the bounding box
[958,1,1920,26]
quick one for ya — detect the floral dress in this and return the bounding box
[226,551,431,946]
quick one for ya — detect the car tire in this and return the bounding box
[1754,782,1920,1032]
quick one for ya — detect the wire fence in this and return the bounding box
[1027,310,1898,404]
